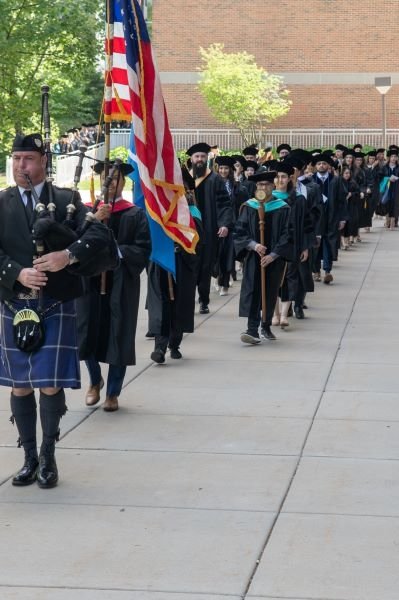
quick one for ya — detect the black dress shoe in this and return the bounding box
[302,303,308,309]
[37,455,58,489]
[151,349,166,364]
[12,456,39,486]
[294,306,305,319]
[170,348,182,359]
[199,304,209,314]
[261,325,276,341]
[145,331,155,339]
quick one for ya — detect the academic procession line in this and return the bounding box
[1,218,398,599]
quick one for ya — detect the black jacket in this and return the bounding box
[0,183,114,301]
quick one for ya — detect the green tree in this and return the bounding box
[198,44,291,146]
[0,0,105,166]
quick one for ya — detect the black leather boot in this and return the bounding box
[10,392,39,486]
[37,389,67,489]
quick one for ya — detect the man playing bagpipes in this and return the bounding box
[0,132,117,489]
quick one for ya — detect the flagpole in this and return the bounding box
[101,0,112,295]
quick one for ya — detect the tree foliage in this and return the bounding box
[0,0,105,166]
[198,44,291,145]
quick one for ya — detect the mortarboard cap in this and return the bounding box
[248,170,276,183]
[92,160,134,175]
[276,143,292,154]
[215,156,234,168]
[186,143,211,156]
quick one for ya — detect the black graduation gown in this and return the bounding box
[234,203,292,324]
[213,180,249,279]
[341,178,361,237]
[378,164,399,218]
[281,190,315,301]
[354,167,370,228]
[147,216,202,335]
[312,173,349,261]
[193,170,233,274]
[77,205,151,365]
[362,165,379,226]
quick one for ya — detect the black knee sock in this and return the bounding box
[10,392,38,459]
[39,389,67,456]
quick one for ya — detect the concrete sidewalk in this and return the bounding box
[1,221,398,600]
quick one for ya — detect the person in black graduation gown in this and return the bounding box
[340,166,361,249]
[234,170,292,344]
[187,143,233,314]
[312,154,348,285]
[276,155,317,324]
[378,148,399,229]
[77,161,151,412]
[362,150,379,231]
[147,168,203,364]
[353,152,367,240]
[214,155,249,294]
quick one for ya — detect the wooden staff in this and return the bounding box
[256,194,267,324]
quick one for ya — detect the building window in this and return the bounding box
[142,0,153,35]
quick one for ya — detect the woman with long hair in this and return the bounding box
[340,166,361,249]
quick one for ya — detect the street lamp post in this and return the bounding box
[375,77,392,148]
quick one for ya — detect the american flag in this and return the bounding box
[104,0,199,257]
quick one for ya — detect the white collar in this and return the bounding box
[18,181,46,201]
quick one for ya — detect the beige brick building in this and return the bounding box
[152,0,399,130]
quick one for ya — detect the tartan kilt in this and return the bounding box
[0,297,81,389]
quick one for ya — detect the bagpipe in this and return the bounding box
[28,85,119,281]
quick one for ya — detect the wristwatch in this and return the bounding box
[64,248,78,265]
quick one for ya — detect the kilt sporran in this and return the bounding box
[4,299,60,353]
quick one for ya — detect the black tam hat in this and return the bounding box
[92,160,134,175]
[186,143,211,156]
[353,144,363,151]
[231,155,248,169]
[245,160,259,171]
[248,171,276,183]
[366,150,377,157]
[376,148,385,154]
[276,163,295,176]
[283,156,305,171]
[215,156,234,168]
[242,146,259,156]
[311,154,335,166]
[12,133,45,154]
[290,149,313,164]
[387,148,399,157]
[343,149,355,158]
[276,143,291,154]
[335,144,348,152]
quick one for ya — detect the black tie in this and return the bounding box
[25,190,34,222]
